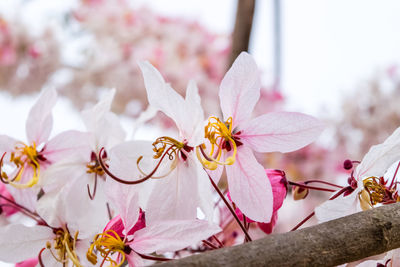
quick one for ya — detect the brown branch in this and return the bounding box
[158,203,400,266]
[228,0,256,68]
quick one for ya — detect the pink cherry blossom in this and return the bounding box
[203,52,324,223]
[0,88,90,210]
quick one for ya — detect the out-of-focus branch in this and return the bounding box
[158,203,400,266]
[228,0,256,68]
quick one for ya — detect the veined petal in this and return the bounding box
[219,52,260,128]
[81,89,126,150]
[145,158,199,223]
[131,220,221,254]
[0,224,53,263]
[194,157,214,221]
[26,88,57,146]
[0,134,17,154]
[182,80,204,145]
[105,178,140,234]
[44,130,91,163]
[240,112,324,153]
[138,61,185,126]
[126,251,143,267]
[138,61,204,142]
[355,126,400,179]
[226,146,273,222]
[315,190,360,223]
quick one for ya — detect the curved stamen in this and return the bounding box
[38,247,46,267]
[203,117,239,167]
[87,229,126,267]
[87,173,98,200]
[99,148,153,185]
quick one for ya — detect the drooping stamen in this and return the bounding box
[0,193,42,222]
[87,229,126,267]
[87,173,98,200]
[136,253,173,262]
[38,247,46,267]
[99,148,152,185]
[0,142,44,188]
[201,116,239,168]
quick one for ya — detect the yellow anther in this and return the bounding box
[205,161,218,170]
[1,142,41,189]
[202,117,239,167]
[225,156,235,165]
[87,230,126,267]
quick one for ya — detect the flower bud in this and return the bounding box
[293,185,309,200]
[343,159,353,170]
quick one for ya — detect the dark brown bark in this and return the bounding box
[158,202,400,266]
[228,0,256,68]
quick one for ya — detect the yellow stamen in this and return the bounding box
[1,142,41,188]
[201,116,238,169]
[87,230,126,267]
[46,229,83,267]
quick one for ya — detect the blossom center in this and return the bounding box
[0,142,45,188]
[200,116,241,169]
[86,151,105,176]
[45,228,82,267]
[359,176,400,210]
[87,230,127,267]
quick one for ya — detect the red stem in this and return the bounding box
[288,181,336,192]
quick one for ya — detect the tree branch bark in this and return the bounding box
[228,0,256,68]
[158,203,400,266]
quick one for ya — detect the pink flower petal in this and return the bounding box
[266,169,287,212]
[240,112,324,153]
[0,224,54,263]
[219,52,261,128]
[131,220,221,254]
[226,146,273,223]
[257,211,278,234]
[26,88,57,146]
[16,258,38,267]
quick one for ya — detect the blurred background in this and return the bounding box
[1,0,400,262]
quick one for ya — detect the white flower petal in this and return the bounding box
[131,220,221,254]
[240,112,324,153]
[315,190,360,223]
[226,146,273,222]
[0,224,53,263]
[356,126,400,179]
[26,88,57,145]
[219,52,260,128]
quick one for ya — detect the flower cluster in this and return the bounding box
[0,52,324,266]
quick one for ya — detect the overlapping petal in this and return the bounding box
[26,88,57,145]
[130,220,221,254]
[240,112,324,153]
[0,224,53,263]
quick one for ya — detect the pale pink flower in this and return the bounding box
[315,126,400,222]
[202,52,324,223]
[123,61,214,223]
[87,182,221,267]
[0,88,89,210]
[0,186,106,266]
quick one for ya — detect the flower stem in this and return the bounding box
[291,186,350,231]
[288,181,336,192]
[207,173,252,241]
